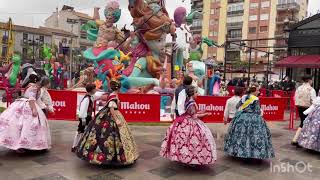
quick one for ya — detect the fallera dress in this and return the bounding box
[76,92,139,165]
[298,96,320,152]
[0,83,51,150]
[224,95,275,159]
[160,99,217,165]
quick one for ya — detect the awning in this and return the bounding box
[251,70,276,74]
[276,55,320,68]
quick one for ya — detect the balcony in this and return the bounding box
[227,22,243,28]
[228,0,244,3]
[275,31,287,38]
[277,2,300,12]
[227,10,244,16]
[190,26,202,31]
[20,39,41,46]
[274,40,288,49]
[228,34,242,40]
[276,16,299,24]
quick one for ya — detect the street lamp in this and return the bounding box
[223,34,229,80]
[283,17,291,79]
[28,36,39,61]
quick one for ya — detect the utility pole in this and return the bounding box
[171,33,177,79]
[66,18,78,87]
[266,49,270,96]
[223,34,229,80]
[32,35,35,60]
[247,42,252,86]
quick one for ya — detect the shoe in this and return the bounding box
[71,147,77,153]
[291,141,298,146]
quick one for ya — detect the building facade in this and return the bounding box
[44,5,94,51]
[276,13,320,91]
[192,0,308,72]
[0,22,52,62]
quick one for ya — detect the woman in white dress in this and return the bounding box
[0,74,51,153]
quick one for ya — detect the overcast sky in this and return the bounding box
[0,0,318,45]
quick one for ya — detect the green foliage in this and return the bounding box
[231,60,249,69]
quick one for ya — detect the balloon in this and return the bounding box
[9,54,21,87]
[42,45,53,60]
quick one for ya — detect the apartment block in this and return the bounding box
[44,5,94,51]
[191,0,308,72]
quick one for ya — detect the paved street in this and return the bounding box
[0,120,319,180]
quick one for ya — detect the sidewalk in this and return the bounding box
[0,120,319,180]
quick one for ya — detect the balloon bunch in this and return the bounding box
[42,45,53,60]
[42,45,54,80]
[8,54,21,87]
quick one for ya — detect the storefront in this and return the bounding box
[276,13,320,91]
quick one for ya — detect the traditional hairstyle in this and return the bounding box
[234,87,244,96]
[85,83,96,93]
[22,73,40,88]
[186,85,196,98]
[40,77,51,88]
[302,76,312,82]
[247,86,257,94]
[183,76,193,86]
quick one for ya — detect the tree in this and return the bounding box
[231,60,249,70]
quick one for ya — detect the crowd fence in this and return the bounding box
[0,86,299,129]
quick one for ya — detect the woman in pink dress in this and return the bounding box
[0,74,51,153]
[160,86,217,165]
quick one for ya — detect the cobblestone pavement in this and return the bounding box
[0,120,319,180]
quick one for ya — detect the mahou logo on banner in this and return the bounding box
[260,98,286,121]
[118,94,161,122]
[196,96,229,123]
[47,90,78,120]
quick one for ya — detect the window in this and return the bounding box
[22,48,28,57]
[278,0,297,4]
[249,27,256,33]
[250,3,259,9]
[1,46,7,57]
[259,40,267,45]
[260,26,268,32]
[228,3,244,12]
[80,32,87,39]
[210,30,218,37]
[2,34,8,43]
[261,1,270,8]
[210,20,217,25]
[260,14,269,20]
[210,9,215,14]
[192,19,202,27]
[229,29,242,38]
[23,33,28,40]
[249,15,257,21]
[227,16,243,23]
[39,35,44,43]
